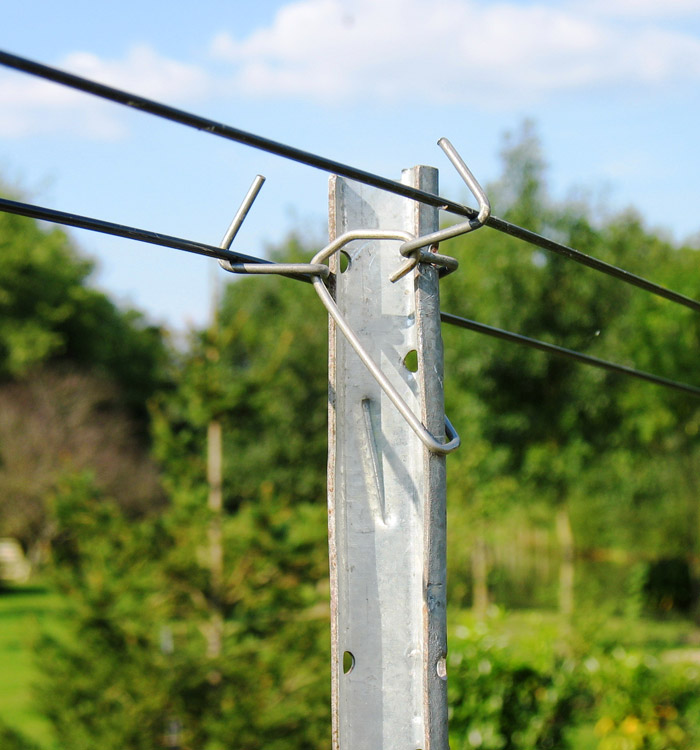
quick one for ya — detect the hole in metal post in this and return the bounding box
[342,651,355,674]
[437,656,447,680]
[403,350,418,372]
[339,251,350,273]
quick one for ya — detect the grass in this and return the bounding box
[0,583,64,749]
[3,585,700,749]
[450,606,700,659]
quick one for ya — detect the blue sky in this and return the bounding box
[1,0,699,330]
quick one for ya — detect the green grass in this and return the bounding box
[450,606,700,660]
[0,584,64,749]
[4,586,700,749]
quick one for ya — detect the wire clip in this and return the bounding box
[215,140,495,453]
[390,138,491,281]
[226,228,460,454]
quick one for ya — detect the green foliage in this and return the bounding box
[448,619,576,749]
[0,721,41,750]
[31,234,331,747]
[583,648,700,750]
[152,236,328,510]
[0,209,91,377]
[37,473,330,750]
[440,122,700,619]
[448,614,700,750]
[0,201,167,415]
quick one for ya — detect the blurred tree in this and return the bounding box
[0,197,167,416]
[38,400,330,747]
[0,368,164,559]
[441,122,700,617]
[37,236,333,747]
[151,236,328,512]
[0,722,40,750]
[0,190,169,552]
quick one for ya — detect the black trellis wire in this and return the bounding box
[0,196,272,267]
[1,49,698,313]
[0,48,698,399]
[440,313,700,398]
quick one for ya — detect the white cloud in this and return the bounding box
[61,45,209,102]
[210,0,700,106]
[581,0,700,20]
[2,1,699,138]
[0,45,211,139]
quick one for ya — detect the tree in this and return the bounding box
[0,195,167,416]
[37,236,332,748]
[151,236,328,511]
[441,122,700,617]
[0,368,164,558]
[0,190,169,550]
[0,722,40,750]
[38,444,330,749]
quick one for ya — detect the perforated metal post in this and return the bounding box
[328,167,448,750]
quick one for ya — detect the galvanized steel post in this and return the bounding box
[328,167,449,750]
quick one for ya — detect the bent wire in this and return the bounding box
[436,138,491,228]
[232,262,329,278]
[228,229,461,455]
[218,175,266,269]
[312,231,460,455]
[391,138,491,282]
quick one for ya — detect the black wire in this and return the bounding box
[0,50,464,216]
[0,196,270,265]
[484,216,700,313]
[2,198,696,398]
[0,196,322,285]
[2,48,699,313]
[440,312,700,398]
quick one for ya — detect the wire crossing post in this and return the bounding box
[328,167,449,750]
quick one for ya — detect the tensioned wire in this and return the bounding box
[0,50,698,399]
[2,193,697,399]
[0,196,274,268]
[440,313,700,398]
[1,49,699,313]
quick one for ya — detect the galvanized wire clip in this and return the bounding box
[391,138,491,282]
[215,142,486,455]
[225,229,460,454]
[311,231,460,455]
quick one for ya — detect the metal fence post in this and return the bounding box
[328,167,448,750]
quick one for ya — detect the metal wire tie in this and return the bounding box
[227,229,460,455]
[391,138,491,282]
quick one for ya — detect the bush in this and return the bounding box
[447,614,700,749]
[448,617,579,749]
[36,474,330,749]
[0,722,40,750]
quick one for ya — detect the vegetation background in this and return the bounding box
[1,124,700,749]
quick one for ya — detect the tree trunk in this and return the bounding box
[556,505,575,619]
[472,534,490,619]
[207,419,223,660]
